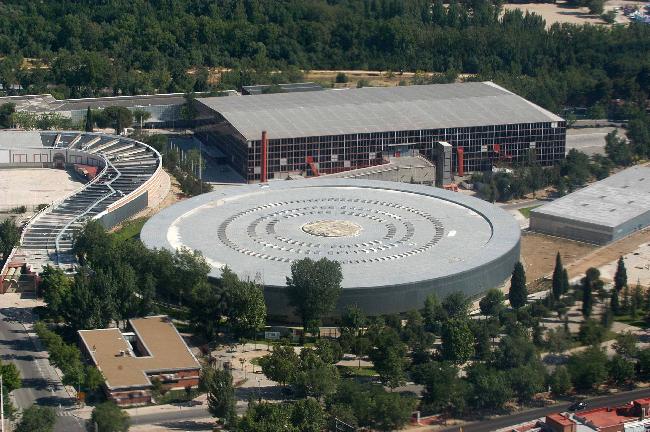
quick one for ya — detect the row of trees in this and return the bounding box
[202,343,416,431]
[0,1,649,114]
[141,133,213,197]
[0,218,20,267]
[33,321,104,395]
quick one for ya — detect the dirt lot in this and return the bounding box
[521,232,596,281]
[0,168,83,212]
[503,0,638,27]
[566,227,650,281]
[522,227,650,285]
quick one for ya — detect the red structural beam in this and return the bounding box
[457,146,464,177]
[305,156,320,177]
[261,130,268,183]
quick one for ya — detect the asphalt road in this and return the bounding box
[0,302,85,432]
[129,405,210,427]
[440,387,650,432]
[566,128,613,156]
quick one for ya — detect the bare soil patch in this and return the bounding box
[521,232,597,281]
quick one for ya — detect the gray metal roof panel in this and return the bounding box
[531,166,650,228]
[197,82,562,141]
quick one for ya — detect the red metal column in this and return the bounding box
[457,147,464,177]
[261,130,268,183]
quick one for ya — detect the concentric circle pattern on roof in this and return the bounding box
[142,180,520,295]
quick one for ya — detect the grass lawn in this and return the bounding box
[111,217,149,242]
[337,365,379,377]
[519,205,541,218]
[614,314,649,329]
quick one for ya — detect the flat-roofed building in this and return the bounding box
[78,316,200,406]
[194,81,566,182]
[530,166,650,244]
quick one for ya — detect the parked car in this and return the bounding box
[568,401,587,412]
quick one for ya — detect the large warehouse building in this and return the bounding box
[530,166,650,244]
[141,179,521,317]
[194,82,566,182]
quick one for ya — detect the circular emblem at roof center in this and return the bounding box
[301,220,362,237]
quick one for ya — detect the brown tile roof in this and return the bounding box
[78,316,200,389]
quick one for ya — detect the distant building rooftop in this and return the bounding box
[197,81,563,142]
[78,316,200,390]
[531,165,650,228]
[0,93,195,114]
[574,405,638,430]
[241,82,323,95]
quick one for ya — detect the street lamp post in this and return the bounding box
[1,374,4,432]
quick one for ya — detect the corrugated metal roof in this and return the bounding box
[531,165,650,228]
[197,81,563,141]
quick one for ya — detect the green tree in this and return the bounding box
[552,252,565,301]
[224,269,266,340]
[342,304,366,336]
[0,103,15,128]
[494,333,538,369]
[371,391,417,432]
[201,366,236,425]
[567,345,608,391]
[369,327,407,388]
[423,292,445,333]
[638,348,650,379]
[608,355,634,384]
[419,361,467,415]
[0,219,20,265]
[286,258,343,334]
[611,289,620,315]
[613,332,637,357]
[313,338,342,364]
[587,0,605,15]
[465,364,512,410]
[578,319,606,346]
[546,327,571,355]
[509,364,545,402]
[614,256,627,292]
[131,108,151,129]
[290,398,325,432]
[0,360,21,392]
[259,345,299,387]
[582,267,603,318]
[40,265,71,319]
[85,106,93,132]
[442,291,470,319]
[479,288,505,316]
[291,350,339,399]
[605,130,632,166]
[16,405,56,432]
[549,366,572,396]
[181,92,198,121]
[238,402,296,432]
[441,318,475,364]
[85,365,105,393]
[509,262,528,309]
[91,402,130,432]
[103,106,133,134]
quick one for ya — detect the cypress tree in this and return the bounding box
[561,269,570,295]
[611,289,620,315]
[552,252,564,301]
[581,268,600,318]
[85,107,93,132]
[509,261,528,309]
[614,256,627,292]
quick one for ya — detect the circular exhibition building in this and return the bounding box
[141,179,521,317]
